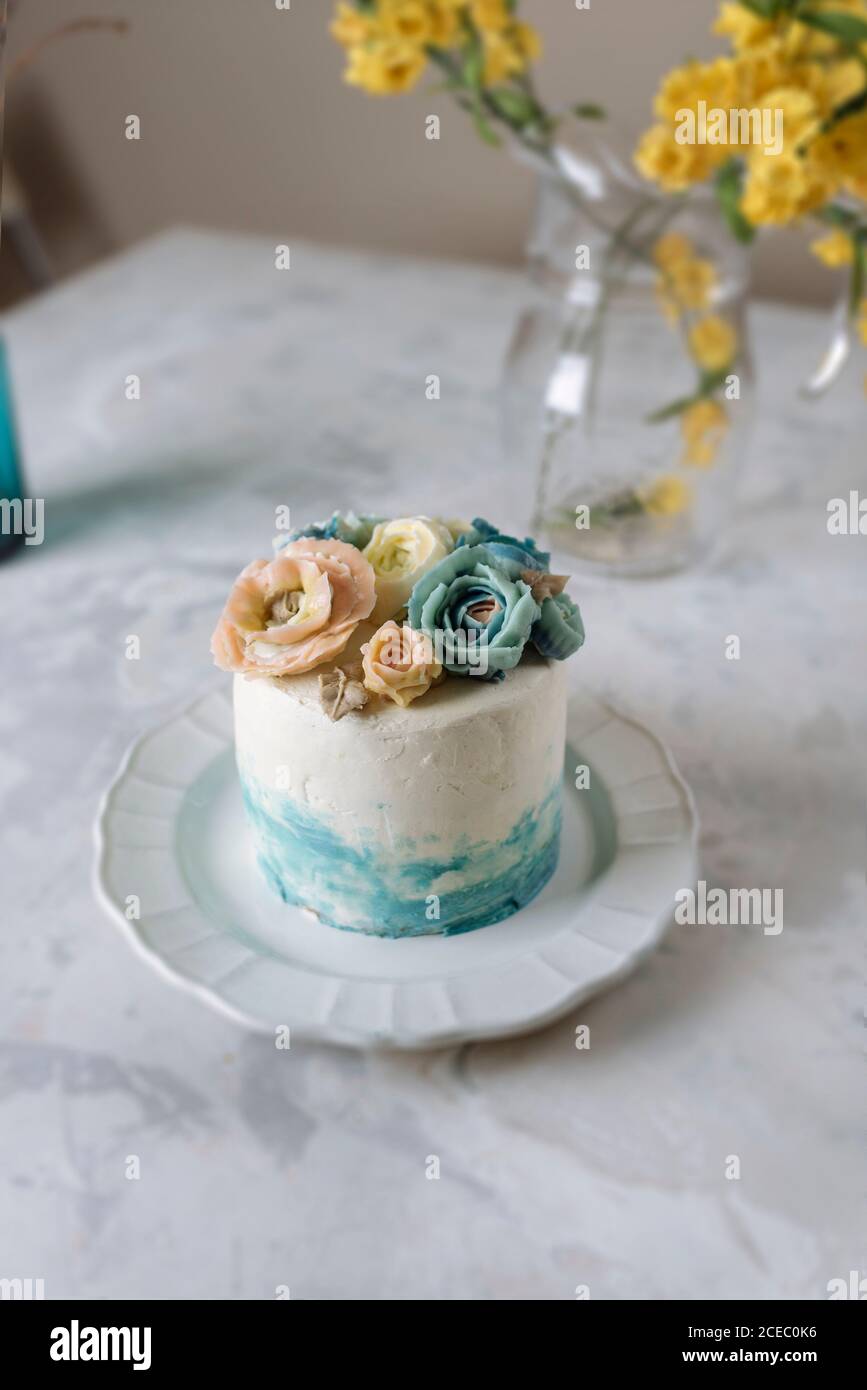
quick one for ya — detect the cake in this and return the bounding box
[211,512,585,937]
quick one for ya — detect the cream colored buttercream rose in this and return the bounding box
[361,620,442,708]
[362,516,453,624]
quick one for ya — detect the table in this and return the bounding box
[1,229,862,1299]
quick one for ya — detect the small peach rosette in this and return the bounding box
[211,537,375,678]
[361,620,442,708]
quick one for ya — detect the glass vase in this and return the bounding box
[502,146,754,576]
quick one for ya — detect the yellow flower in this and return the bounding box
[480,23,540,84]
[512,20,542,64]
[656,287,681,328]
[680,399,729,469]
[652,232,695,270]
[804,58,865,119]
[428,0,462,46]
[344,38,428,95]
[653,58,739,124]
[784,7,866,62]
[688,316,738,372]
[634,124,710,191]
[740,149,831,225]
[331,2,375,48]
[760,86,820,152]
[811,110,867,188]
[810,229,854,268]
[667,257,717,311]
[641,475,692,517]
[714,1,776,53]
[361,620,442,707]
[380,1,438,44]
[470,0,511,33]
[732,43,788,105]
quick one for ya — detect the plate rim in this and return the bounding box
[93,685,699,1049]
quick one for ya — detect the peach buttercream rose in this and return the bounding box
[361,620,442,708]
[211,537,376,678]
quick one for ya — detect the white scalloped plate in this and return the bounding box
[93,687,697,1049]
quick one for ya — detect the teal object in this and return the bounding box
[0,338,24,559]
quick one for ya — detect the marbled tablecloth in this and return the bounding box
[1,229,862,1299]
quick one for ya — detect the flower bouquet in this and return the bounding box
[329,1,866,573]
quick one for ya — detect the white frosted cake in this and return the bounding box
[212,513,585,938]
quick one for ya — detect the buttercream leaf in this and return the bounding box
[521,569,570,602]
[319,668,369,721]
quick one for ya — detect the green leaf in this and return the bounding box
[818,202,862,230]
[462,44,483,91]
[471,108,501,145]
[647,369,731,424]
[698,366,734,394]
[797,9,867,44]
[738,0,779,17]
[488,87,538,127]
[571,102,606,121]
[715,161,757,245]
[646,394,701,424]
[820,84,867,135]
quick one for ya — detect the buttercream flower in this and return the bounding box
[454,517,550,572]
[211,537,376,678]
[361,620,442,707]
[277,509,382,552]
[407,544,540,679]
[363,515,454,625]
[438,517,475,544]
[531,593,585,662]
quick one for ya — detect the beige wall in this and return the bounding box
[3,0,838,304]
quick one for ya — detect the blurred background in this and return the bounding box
[1,0,840,310]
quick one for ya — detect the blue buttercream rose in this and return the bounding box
[275,510,382,552]
[455,517,550,573]
[407,544,540,680]
[531,592,585,660]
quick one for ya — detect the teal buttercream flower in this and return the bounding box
[455,517,550,572]
[407,544,540,679]
[532,592,585,661]
[276,510,382,551]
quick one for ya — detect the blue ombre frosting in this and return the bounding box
[240,764,561,938]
